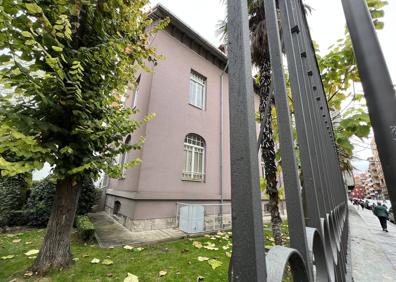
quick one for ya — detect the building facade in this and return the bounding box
[368,138,388,199]
[101,5,262,232]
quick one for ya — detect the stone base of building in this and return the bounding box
[105,206,177,232]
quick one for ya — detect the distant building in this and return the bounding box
[351,174,365,199]
[368,138,388,200]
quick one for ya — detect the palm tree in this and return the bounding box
[218,0,283,245]
[219,0,312,245]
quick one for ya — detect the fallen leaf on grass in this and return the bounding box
[159,270,167,277]
[82,254,89,257]
[6,234,16,238]
[24,249,39,256]
[225,252,232,258]
[192,241,202,249]
[197,256,209,261]
[25,241,32,245]
[124,245,133,250]
[197,275,205,281]
[222,245,229,250]
[24,271,33,277]
[203,242,218,251]
[28,256,37,259]
[1,255,15,260]
[91,258,100,264]
[72,258,79,262]
[208,259,223,270]
[134,247,144,252]
[124,272,139,282]
[107,273,113,277]
[12,239,21,243]
[102,259,113,265]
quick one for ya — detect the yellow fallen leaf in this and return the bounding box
[102,259,113,265]
[123,245,133,250]
[159,270,167,277]
[91,258,100,264]
[12,239,21,243]
[225,252,232,258]
[197,275,205,281]
[222,245,229,250]
[208,259,223,270]
[24,249,39,256]
[192,241,203,249]
[124,272,139,282]
[1,255,15,260]
[197,256,209,262]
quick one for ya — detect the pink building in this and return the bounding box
[102,5,276,232]
[101,5,230,232]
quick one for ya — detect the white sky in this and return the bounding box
[149,0,396,174]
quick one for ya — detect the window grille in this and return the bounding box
[183,134,205,181]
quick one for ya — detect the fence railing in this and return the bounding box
[227,0,354,281]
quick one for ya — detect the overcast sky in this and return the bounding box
[149,0,396,174]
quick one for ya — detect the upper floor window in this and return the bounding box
[119,135,131,178]
[189,71,206,109]
[183,134,205,182]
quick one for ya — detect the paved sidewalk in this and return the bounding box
[88,212,185,248]
[349,205,396,282]
[356,207,396,268]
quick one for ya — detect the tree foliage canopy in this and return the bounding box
[0,0,167,180]
[318,0,388,170]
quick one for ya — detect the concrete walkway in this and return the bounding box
[349,205,396,281]
[88,212,185,248]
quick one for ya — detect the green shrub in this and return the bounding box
[75,215,95,242]
[26,179,56,227]
[26,176,96,227]
[7,210,30,226]
[76,177,96,215]
[0,175,28,227]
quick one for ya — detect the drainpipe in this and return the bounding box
[220,62,228,229]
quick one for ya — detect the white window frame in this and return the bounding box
[182,134,205,182]
[189,71,206,110]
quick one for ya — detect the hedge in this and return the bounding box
[26,176,97,227]
[0,175,28,227]
[75,215,95,242]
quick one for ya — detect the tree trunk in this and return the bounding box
[31,177,81,275]
[258,61,283,246]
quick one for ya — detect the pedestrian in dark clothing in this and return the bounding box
[373,202,389,232]
[360,202,365,210]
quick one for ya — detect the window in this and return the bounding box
[183,134,205,181]
[131,74,141,108]
[189,71,206,109]
[119,135,131,178]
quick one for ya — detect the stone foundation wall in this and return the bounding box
[105,206,177,232]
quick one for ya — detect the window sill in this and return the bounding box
[181,178,205,183]
[188,103,204,110]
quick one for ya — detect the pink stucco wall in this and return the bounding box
[106,28,233,219]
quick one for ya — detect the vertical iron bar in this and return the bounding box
[263,0,312,279]
[227,0,267,280]
[341,0,396,212]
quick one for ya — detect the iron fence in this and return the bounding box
[226,0,364,280]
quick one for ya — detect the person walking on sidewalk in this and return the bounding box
[373,202,389,232]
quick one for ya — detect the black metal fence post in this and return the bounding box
[227,0,267,280]
[341,0,396,212]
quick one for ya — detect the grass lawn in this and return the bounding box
[0,223,289,281]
